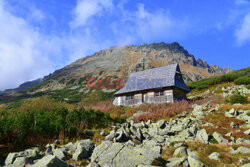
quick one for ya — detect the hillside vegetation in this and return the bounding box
[188,66,250,90]
[0,67,249,167]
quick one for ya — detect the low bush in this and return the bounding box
[0,98,125,149]
[188,67,250,90]
[226,92,248,104]
[234,75,250,85]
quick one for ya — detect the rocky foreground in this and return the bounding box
[3,103,250,167]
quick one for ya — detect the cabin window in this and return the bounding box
[154,91,164,97]
[126,95,134,100]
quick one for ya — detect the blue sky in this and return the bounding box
[0,0,250,90]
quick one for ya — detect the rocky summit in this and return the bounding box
[3,101,250,167]
[46,42,231,84]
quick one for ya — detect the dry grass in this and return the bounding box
[201,111,248,140]
[219,103,250,111]
[84,100,118,112]
[133,100,193,122]
[161,146,176,160]
[185,141,248,166]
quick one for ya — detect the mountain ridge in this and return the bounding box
[1,42,232,95]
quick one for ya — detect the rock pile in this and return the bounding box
[221,85,250,98]
[4,139,94,167]
[2,104,250,167]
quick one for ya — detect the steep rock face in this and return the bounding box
[44,42,231,85]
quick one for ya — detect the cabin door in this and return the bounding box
[142,93,144,102]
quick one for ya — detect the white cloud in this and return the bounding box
[235,13,250,45]
[70,0,113,28]
[112,3,189,44]
[0,0,53,90]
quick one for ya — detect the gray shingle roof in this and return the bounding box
[115,63,190,95]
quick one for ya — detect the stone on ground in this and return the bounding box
[188,156,206,167]
[31,155,68,167]
[173,147,188,157]
[91,140,161,167]
[208,152,220,161]
[212,132,228,144]
[72,139,94,161]
[196,129,209,144]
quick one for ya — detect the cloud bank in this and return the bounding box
[0,0,53,90]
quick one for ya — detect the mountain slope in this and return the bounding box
[0,42,232,99]
[45,42,231,85]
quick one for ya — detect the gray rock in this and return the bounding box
[233,147,250,154]
[72,139,94,161]
[173,147,187,157]
[91,141,161,167]
[236,138,250,145]
[156,120,166,129]
[196,129,209,144]
[31,155,68,167]
[137,165,160,167]
[243,129,250,135]
[64,142,76,153]
[208,152,219,161]
[5,153,19,165]
[188,155,206,167]
[230,122,237,128]
[240,163,250,167]
[105,130,115,141]
[12,157,31,166]
[86,162,100,167]
[166,157,186,167]
[53,148,66,160]
[212,132,228,144]
[173,143,185,148]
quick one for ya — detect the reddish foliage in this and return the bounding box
[134,100,193,122]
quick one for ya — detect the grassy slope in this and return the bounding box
[187,66,250,90]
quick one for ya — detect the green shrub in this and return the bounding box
[226,92,248,104]
[234,75,250,85]
[0,103,125,147]
[188,67,250,90]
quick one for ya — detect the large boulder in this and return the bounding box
[5,153,19,165]
[91,140,161,167]
[53,148,66,160]
[64,142,76,153]
[236,138,250,145]
[173,147,188,157]
[231,147,250,154]
[166,157,186,167]
[72,139,94,161]
[212,132,228,144]
[196,129,209,144]
[31,155,68,167]
[188,155,206,167]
